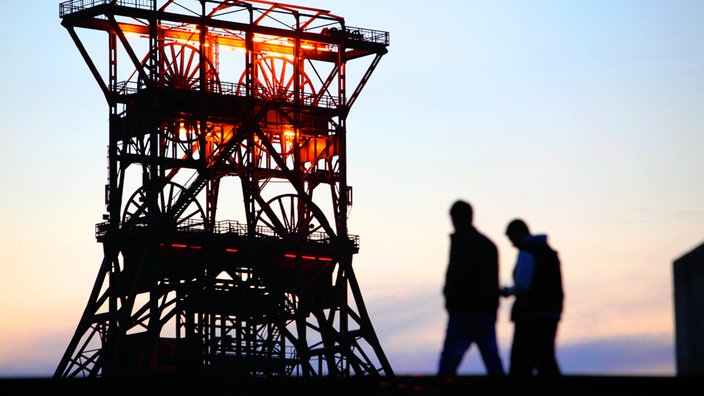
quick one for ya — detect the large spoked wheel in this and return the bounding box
[122,181,206,229]
[255,194,324,240]
[237,55,315,101]
[155,42,221,92]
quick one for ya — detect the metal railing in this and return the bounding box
[59,1,390,47]
[344,26,391,46]
[95,218,359,247]
[60,0,152,17]
[115,80,341,109]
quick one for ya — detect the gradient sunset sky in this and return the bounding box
[1,0,703,377]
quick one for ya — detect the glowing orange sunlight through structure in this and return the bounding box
[56,0,390,378]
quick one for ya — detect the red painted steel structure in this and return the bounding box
[55,0,391,378]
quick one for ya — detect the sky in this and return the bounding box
[1,0,703,378]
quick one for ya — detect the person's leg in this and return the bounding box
[438,313,472,376]
[508,320,536,376]
[475,314,505,375]
[535,319,561,376]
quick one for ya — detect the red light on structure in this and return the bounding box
[166,243,202,249]
[283,253,333,262]
[225,248,238,253]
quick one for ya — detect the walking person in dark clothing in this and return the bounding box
[438,200,505,376]
[501,218,564,376]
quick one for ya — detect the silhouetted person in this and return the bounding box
[501,218,563,376]
[438,200,505,376]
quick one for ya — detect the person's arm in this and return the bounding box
[443,236,458,298]
[501,251,534,296]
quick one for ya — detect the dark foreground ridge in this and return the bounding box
[2,375,701,395]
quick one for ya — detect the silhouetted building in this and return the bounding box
[673,241,704,376]
[55,0,391,379]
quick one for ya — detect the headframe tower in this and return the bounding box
[56,0,391,378]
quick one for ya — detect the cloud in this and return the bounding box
[378,333,675,377]
[558,334,675,375]
[365,290,675,376]
[0,328,67,378]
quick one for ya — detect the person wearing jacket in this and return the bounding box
[438,200,505,376]
[501,218,564,376]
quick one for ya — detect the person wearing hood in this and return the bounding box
[501,218,564,376]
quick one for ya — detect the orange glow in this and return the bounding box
[205,124,232,145]
[116,21,333,57]
[300,136,338,163]
[283,125,295,154]
[179,123,187,138]
[252,34,291,46]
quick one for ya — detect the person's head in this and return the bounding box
[505,218,530,247]
[450,200,473,230]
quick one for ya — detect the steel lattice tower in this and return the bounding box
[55,0,391,379]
